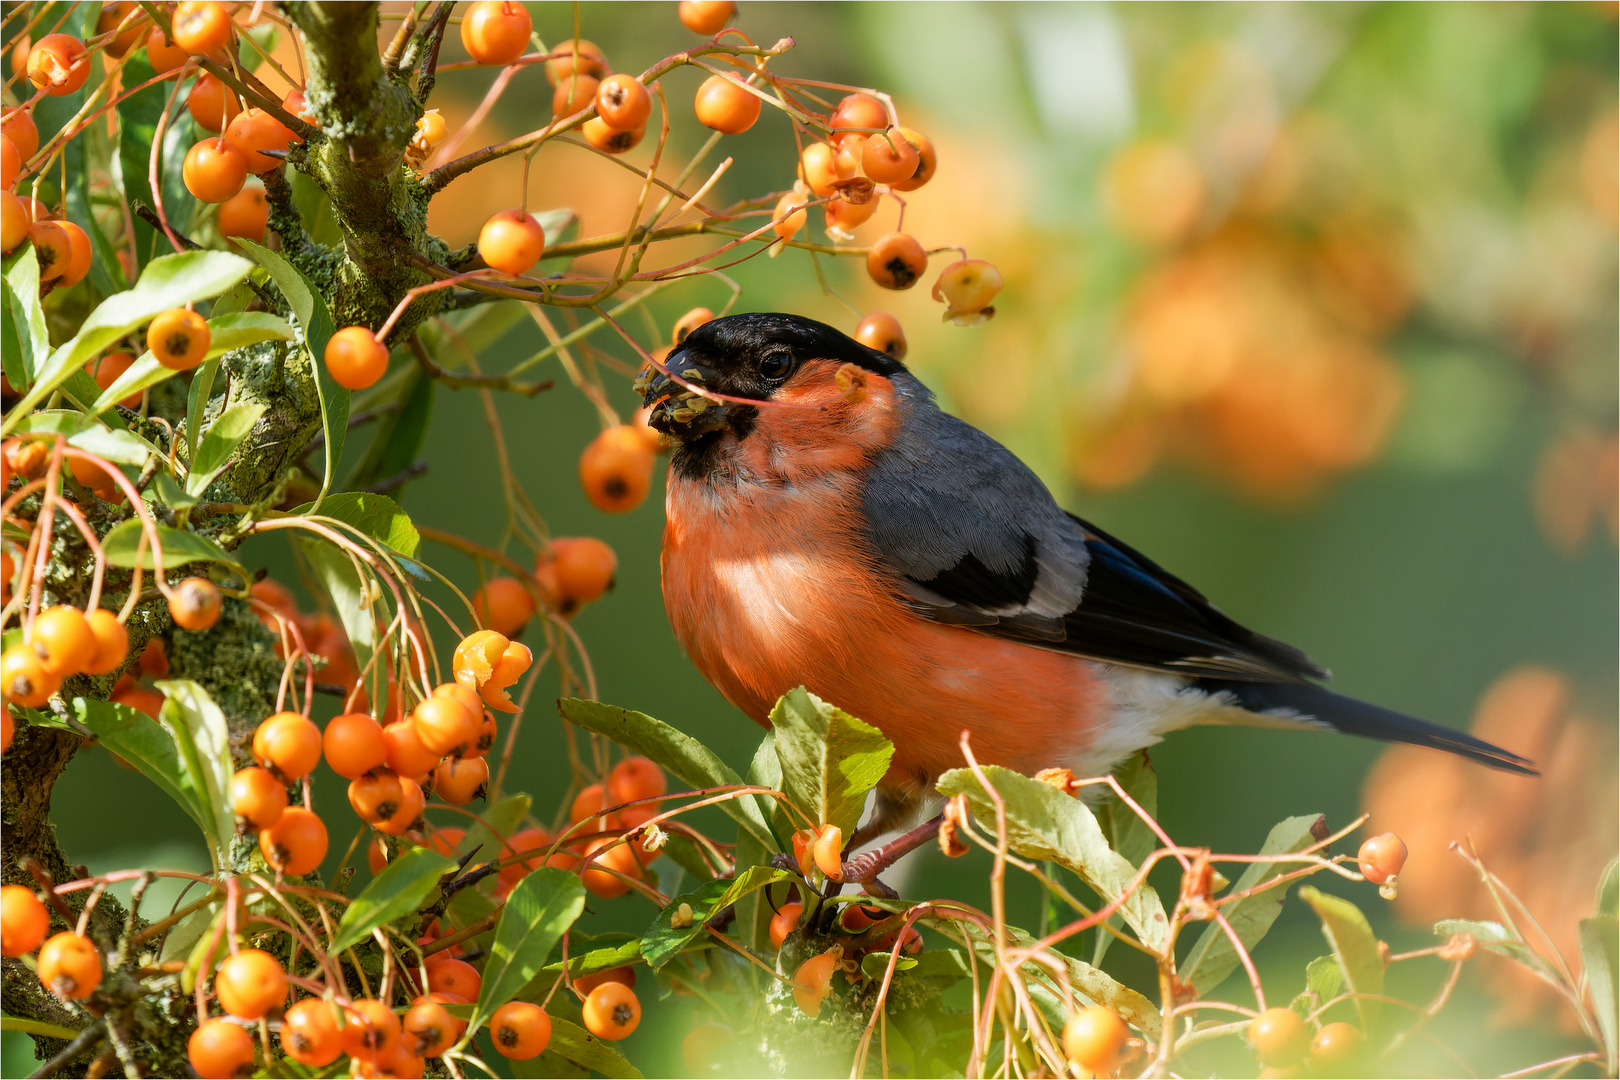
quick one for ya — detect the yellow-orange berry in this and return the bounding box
[149,309,212,372]
[187,74,243,135]
[931,258,1003,325]
[382,720,441,779]
[460,0,531,66]
[552,74,600,119]
[253,711,323,781]
[54,220,91,287]
[145,27,189,73]
[184,137,248,203]
[27,35,90,97]
[693,74,761,135]
[432,755,488,805]
[26,220,71,281]
[230,766,287,829]
[1357,833,1408,885]
[189,1018,255,1079]
[340,998,401,1062]
[0,885,49,957]
[579,426,655,513]
[866,232,927,291]
[474,577,536,636]
[217,185,269,242]
[887,127,936,191]
[224,108,294,174]
[580,982,640,1040]
[412,695,479,757]
[348,769,404,825]
[259,806,328,876]
[28,605,97,677]
[679,0,735,35]
[323,326,389,391]
[830,93,886,136]
[37,931,101,1000]
[214,947,287,1020]
[172,0,232,57]
[1249,1007,1310,1068]
[323,712,387,779]
[1,110,38,163]
[581,115,645,155]
[2,644,60,708]
[791,951,839,1016]
[1063,1006,1128,1075]
[281,998,342,1067]
[596,74,651,131]
[491,1000,553,1059]
[812,824,843,880]
[861,128,920,185]
[87,352,143,410]
[97,3,147,59]
[769,901,802,949]
[544,39,608,87]
[374,775,425,836]
[853,311,907,361]
[402,998,459,1058]
[478,209,545,276]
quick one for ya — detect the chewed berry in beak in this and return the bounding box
[635,353,733,440]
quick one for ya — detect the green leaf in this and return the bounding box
[1305,953,1344,1003]
[1432,918,1536,967]
[101,520,242,573]
[1580,915,1618,1068]
[69,424,160,468]
[151,472,199,511]
[860,951,920,980]
[959,922,1161,1041]
[557,698,777,851]
[115,50,167,269]
[186,402,266,496]
[185,358,221,466]
[293,533,377,693]
[153,680,237,870]
[456,792,532,867]
[1598,859,1618,919]
[1182,814,1323,996]
[1097,750,1158,867]
[1298,886,1384,1032]
[524,1016,642,1079]
[348,366,434,490]
[233,239,344,510]
[91,352,167,413]
[542,936,644,980]
[769,687,893,838]
[3,250,254,431]
[331,847,457,954]
[3,246,48,387]
[639,865,790,971]
[472,867,587,1031]
[205,310,295,354]
[936,765,1169,953]
[291,491,421,558]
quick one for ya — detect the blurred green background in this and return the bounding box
[11,2,1616,1076]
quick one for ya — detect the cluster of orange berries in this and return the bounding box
[2,885,104,1006]
[0,604,126,712]
[2,108,89,286]
[471,535,618,639]
[1246,1007,1369,1078]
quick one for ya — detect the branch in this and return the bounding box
[407,332,553,396]
[409,2,454,103]
[283,2,414,175]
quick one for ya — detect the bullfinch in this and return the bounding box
[640,313,1534,853]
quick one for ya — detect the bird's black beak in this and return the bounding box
[635,350,732,441]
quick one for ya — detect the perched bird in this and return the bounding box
[642,313,1535,852]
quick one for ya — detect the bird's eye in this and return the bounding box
[758,350,794,382]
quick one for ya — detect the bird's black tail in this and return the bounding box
[1199,679,1539,776]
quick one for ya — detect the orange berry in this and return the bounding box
[382,720,441,779]
[595,74,651,131]
[431,681,484,719]
[254,712,323,781]
[323,326,389,390]
[82,610,128,675]
[672,306,714,345]
[789,827,816,878]
[473,577,535,636]
[281,89,317,132]
[425,955,482,1000]
[571,783,611,824]
[348,769,404,825]
[230,766,287,829]
[29,605,97,677]
[694,73,761,135]
[225,108,294,173]
[769,902,802,949]
[281,998,342,1067]
[861,128,919,185]
[772,189,809,242]
[853,311,907,361]
[37,931,101,999]
[185,137,248,203]
[823,195,877,238]
[679,0,735,34]
[217,185,269,242]
[324,712,387,778]
[1063,1006,1128,1075]
[791,951,838,1016]
[1249,1007,1310,1068]
[26,220,71,282]
[27,35,89,97]
[812,825,844,880]
[144,27,189,73]
[573,966,635,995]
[2,192,28,253]
[2,644,59,707]
[460,0,531,66]
[97,2,147,59]
[148,308,212,371]
[931,258,1003,323]
[887,127,935,191]
[580,982,640,1040]
[111,682,164,720]
[0,707,11,753]
[189,1018,255,1079]
[552,74,599,119]
[491,1000,553,1059]
[1,110,38,163]
[259,806,328,876]
[477,209,545,276]
[799,142,849,198]
[581,839,641,899]
[830,93,887,136]
[579,426,654,513]
[607,755,664,806]
[548,537,617,609]
[412,695,478,757]
[87,352,143,410]
[432,755,488,805]
[1309,1023,1364,1076]
[172,0,232,57]
[374,775,425,836]
[402,999,458,1058]
[367,836,388,874]
[581,115,645,154]
[1,135,18,188]
[1357,833,1408,885]
[214,947,287,1019]
[341,998,402,1062]
[544,39,608,87]
[187,74,244,135]
[0,885,49,957]
[866,232,927,291]
[54,220,91,287]
[498,826,553,889]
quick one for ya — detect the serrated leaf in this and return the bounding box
[639,865,789,970]
[233,239,343,510]
[557,698,777,850]
[769,687,893,838]
[331,847,457,954]
[1580,915,1618,1069]
[4,251,253,431]
[472,868,586,1030]
[1305,953,1343,1003]
[153,679,236,870]
[1299,886,1384,1032]
[187,402,266,496]
[101,520,242,573]
[291,491,421,558]
[936,764,1169,953]
[1182,814,1323,995]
